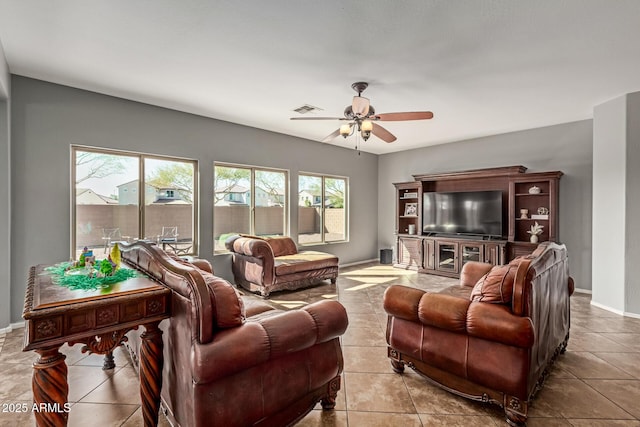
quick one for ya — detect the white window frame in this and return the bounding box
[71,145,199,257]
[298,172,349,246]
[214,162,289,253]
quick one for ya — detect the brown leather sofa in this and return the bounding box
[225,234,339,297]
[119,241,348,427]
[384,242,574,426]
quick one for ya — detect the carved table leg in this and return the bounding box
[32,346,69,427]
[139,321,163,427]
[102,351,115,370]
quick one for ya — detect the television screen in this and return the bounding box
[423,190,503,237]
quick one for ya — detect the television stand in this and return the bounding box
[396,234,507,278]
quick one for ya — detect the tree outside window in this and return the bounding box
[214,163,288,252]
[72,147,197,258]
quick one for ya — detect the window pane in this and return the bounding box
[144,158,195,254]
[325,177,346,242]
[298,175,323,245]
[214,165,251,251]
[255,170,286,237]
[74,150,139,258]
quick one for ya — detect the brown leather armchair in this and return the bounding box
[120,241,348,427]
[225,234,339,297]
[384,242,573,426]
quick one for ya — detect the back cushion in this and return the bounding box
[201,272,245,328]
[265,236,298,257]
[470,263,518,304]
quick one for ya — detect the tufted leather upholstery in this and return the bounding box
[384,242,573,427]
[119,241,348,427]
[225,235,339,297]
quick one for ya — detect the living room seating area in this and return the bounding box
[3,256,640,426]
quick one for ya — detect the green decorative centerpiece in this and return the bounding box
[44,243,138,291]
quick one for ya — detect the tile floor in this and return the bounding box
[2,263,640,426]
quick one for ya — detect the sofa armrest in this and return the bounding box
[192,259,213,274]
[191,300,348,384]
[226,235,275,284]
[459,261,493,288]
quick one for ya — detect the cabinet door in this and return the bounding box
[397,237,422,269]
[485,242,505,266]
[460,243,484,268]
[435,241,459,273]
[423,238,435,270]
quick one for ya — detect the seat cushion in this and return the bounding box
[274,251,339,276]
[470,263,518,304]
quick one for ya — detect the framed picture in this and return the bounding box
[404,202,417,216]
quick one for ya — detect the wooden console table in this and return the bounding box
[22,264,171,427]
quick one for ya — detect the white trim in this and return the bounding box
[623,311,640,319]
[574,288,592,295]
[0,321,24,334]
[339,258,379,268]
[590,300,625,316]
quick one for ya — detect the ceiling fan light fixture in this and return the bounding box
[339,124,352,138]
[352,96,370,116]
[361,120,373,140]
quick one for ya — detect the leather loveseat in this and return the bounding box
[384,242,573,426]
[225,234,339,297]
[119,241,348,427]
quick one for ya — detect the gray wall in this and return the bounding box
[592,95,626,311]
[593,92,640,316]
[0,40,10,330]
[9,76,379,323]
[378,120,593,291]
[627,93,640,315]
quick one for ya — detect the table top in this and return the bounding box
[24,264,165,315]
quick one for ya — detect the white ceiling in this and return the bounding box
[1,1,639,154]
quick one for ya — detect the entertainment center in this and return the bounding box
[394,165,562,277]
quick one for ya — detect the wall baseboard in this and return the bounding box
[0,321,24,334]
[574,287,592,294]
[339,258,379,268]
[589,300,640,318]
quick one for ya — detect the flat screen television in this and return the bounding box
[423,190,503,238]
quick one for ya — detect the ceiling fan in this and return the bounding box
[290,82,433,143]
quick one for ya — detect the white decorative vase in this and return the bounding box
[530,234,539,244]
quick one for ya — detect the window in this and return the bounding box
[298,173,348,245]
[72,147,198,258]
[214,163,288,252]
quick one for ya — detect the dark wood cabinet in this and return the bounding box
[394,182,422,236]
[393,165,561,278]
[508,172,562,244]
[395,235,506,277]
[395,236,422,270]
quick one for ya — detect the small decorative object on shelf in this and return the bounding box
[520,209,529,219]
[527,222,544,243]
[528,185,541,194]
[403,192,418,199]
[404,203,417,216]
[532,206,549,220]
[408,224,416,235]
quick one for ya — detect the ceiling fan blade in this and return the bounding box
[374,111,434,121]
[352,96,370,116]
[372,123,397,143]
[322,128,341,142]
[290,117,347,120]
